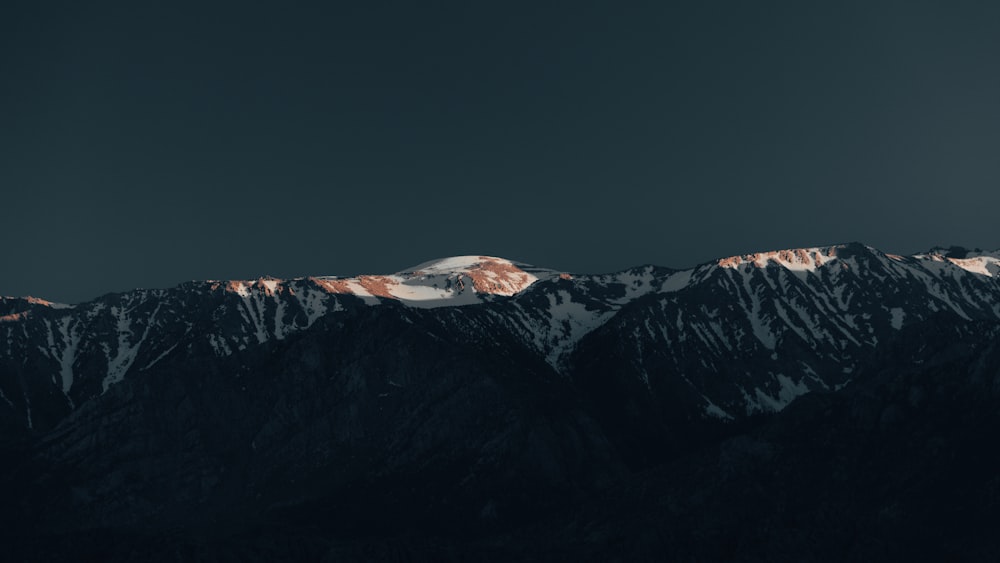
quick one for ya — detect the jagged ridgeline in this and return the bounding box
[2,244,1000,560]
[3,244,999,434]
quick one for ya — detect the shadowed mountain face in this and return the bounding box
[2,245,1000,560]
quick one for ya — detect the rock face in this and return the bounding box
[2,243,1000,560]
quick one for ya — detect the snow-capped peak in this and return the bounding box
[0,296,74,324]
[212,256,558,308]
[396,255,551,297]
[715,246,841,272]
[914,247,1000,277]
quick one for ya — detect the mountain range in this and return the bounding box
[3,243,1000,560]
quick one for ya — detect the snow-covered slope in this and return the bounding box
[219,255,555,308]
[913,247,1000,278]
[2,243,1000,434]
[571,242,1000,423]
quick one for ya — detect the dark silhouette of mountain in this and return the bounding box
[1,245,999,560]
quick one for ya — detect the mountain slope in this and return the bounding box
[3,242,1000,559]
[2,244,1000,437]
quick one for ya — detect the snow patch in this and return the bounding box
[890,307,905,330]
[660,269,694,293]
[56,316,79,395]
[102,304,161,392]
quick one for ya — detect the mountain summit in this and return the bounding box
[4,242,1000,430]
[2,243,1000,560]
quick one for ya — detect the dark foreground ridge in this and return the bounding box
[2,244,1000,560]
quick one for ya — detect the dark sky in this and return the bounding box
[3,1,1000,303]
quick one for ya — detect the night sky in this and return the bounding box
[3,2,999,304]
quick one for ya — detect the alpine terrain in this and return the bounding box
[3,243,1000,560]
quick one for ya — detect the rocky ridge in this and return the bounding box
[2,243,1000,560]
